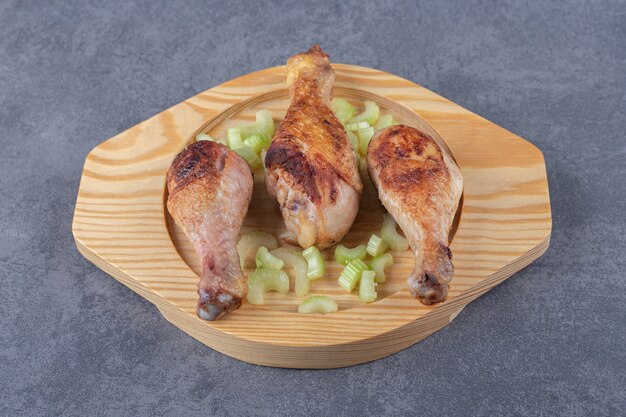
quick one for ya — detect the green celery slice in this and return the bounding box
[298,295,339,314]
[237,232,278,268]
[346,129,359,152]
[246,281,265,305]
[381,213,409,251]
[246,269,289,305]
[255,246,285,270]
[249,269,289,293]
[374,114,398,131]
[369,252,393,283]
[349,100,380,125]
[195,132,226,144]
[345,121,371,131]
[338,258,368,292]
[227,127,244,149]
[357,126,375,155]
[332,98,354,124]
[334,244,367,265]
[359,270,377,303]
[271,247,309,297]
[302,246,325,280]
[196,132,211,141]
[233,146,262,170]
[243,133,272,153]
[238,110,275,138]
[366,234,388,257]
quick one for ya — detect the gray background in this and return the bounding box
[1,0,624,416]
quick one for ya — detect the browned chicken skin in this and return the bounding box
[264,45,362,249]
[367,125,463,305]
[167,141,253,320]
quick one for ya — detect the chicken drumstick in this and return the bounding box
[167,140,253,320]
[367,125,463,305]
[264,45,362,249]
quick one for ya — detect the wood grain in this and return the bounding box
[72,64,551,368]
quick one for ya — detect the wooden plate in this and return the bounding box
[72,64,551,368]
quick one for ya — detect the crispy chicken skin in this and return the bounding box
[264,45,362,249]
[167,141,253,320]
[367,125,463,305]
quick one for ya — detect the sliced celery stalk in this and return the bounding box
[338,258,368,292]
[298,295,339,314]
[332,98,354,124]
[255,246,285,270]
[246,269,289,304]
[366,234,388,257]
[196,133,211,141]
[303,246,325,280]
[243,133,272,153]
[227,127,244,149]
[246,281,265,305]
[374,114,398,131]
[248,268,289,293]
[334,244,367,265]
[349,100,380,126]
[357,126,375,155]
[271,247,309,296]
[238,110,275,138]
[345,121,371,131]
[359,270,377,303]
[234,146,262,170]
[237,232,278,268]
[195,132,226,144]
[369,252,393,283]
[346,129,359,152]
[381,213,409,251]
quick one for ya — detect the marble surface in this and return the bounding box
[1,0,624,415]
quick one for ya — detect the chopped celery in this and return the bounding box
[243,133,272,153]
[349,100,380,126]
[256,110,275,136]
[359,270,377,303]
[381,213,409,251]
[246,281,265,305]
[298,295,339,314]
[357,126,375,155]
[249,156,263,170]
[369,253,393,283]
[238,110,275,138]
[271,247,309,296]
[234,146,262,170]
[345,121,371,131]
[237,232,278,268]
[374,114,399,131]
[334,244,367,265]
[346,129,359,152]
[303,246,325,280]
[195,132,224,144]
[255,246,285,270]
[246,269,289,304]
[366,234,388,257]
[196,132,211,141]
[227,127,244,149]
[332,98,354,124]
[338,258,368,292]
[248,268,289,293]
